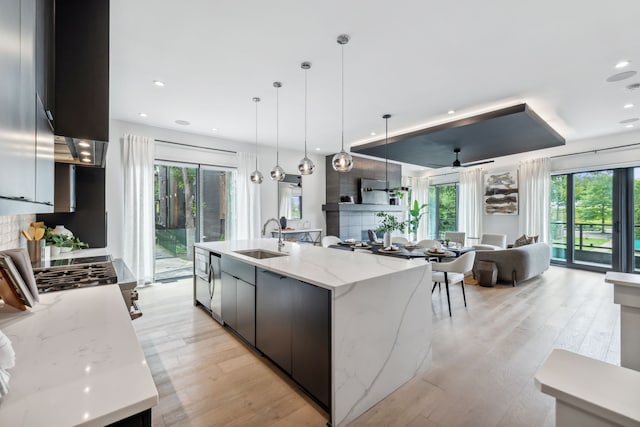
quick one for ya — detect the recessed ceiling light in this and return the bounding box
[447,110,455,115]
[624,103,635,109]
[616,60,631,69]
[80,150,91,156]
[81,157,92,163]
[315,147,321,151]
[626,124,634,128]
[370,132,376,136]
[78,141,90,148]
[139,112,148,117]
[211,128,218,132]
[175,120,190,126]
[606,71,637,82]
[153,80,165,87]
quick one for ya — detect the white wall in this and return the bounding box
[106,120,325,259]
[407,129,640,244]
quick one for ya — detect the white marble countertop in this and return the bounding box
[195,239,427,289]
[605,271,640,288]
[0,285,158,426]
[535,349,640,426]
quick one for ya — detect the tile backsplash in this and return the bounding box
[0,214,35,250]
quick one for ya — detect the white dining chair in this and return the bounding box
[391,236,409,244]
[415,239,441,249]
[431,251,476,316]
[321,235,342,248]
[444,231,466,247]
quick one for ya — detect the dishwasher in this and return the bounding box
[194,248,223,324]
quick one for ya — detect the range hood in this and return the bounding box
[54,135,108,167]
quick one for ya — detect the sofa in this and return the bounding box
[472,242,551,286]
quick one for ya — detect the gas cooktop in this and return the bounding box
[33,256,118,293]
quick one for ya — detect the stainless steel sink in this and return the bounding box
[233,249,288,259]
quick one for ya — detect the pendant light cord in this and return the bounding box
[276,85,279,164]
[385,116,388,190]
[304,67,308,157]
[255,100,259,169]
[341,43,345,151]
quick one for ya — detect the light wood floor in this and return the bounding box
[134,266,619,427]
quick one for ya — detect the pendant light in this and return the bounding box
[452,148,461,168]
[298,62,315,175]
[383,114,391,191]
[250,97,264,184]
[270,81,285,181]
[331,34,353,173]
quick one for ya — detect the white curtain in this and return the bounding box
[122,134,155,284]
[236,152,261,240]
[410,176,430,240]
[459,167,484,241]
[518,157,551,243]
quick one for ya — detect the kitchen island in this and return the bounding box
[195,239,432,427]
[0,285,158,426]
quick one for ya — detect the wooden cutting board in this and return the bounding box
[0,269,26,311]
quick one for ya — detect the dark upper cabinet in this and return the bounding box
[35,0,54,118]
[54,0,109,142]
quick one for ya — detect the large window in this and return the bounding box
[428,183,458,240]
[551,167,638,272]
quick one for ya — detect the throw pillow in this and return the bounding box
[514,234,529,247]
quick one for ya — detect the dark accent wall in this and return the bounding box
[37,166,106,248]
[325,155,401,204]
[324,155,405,240]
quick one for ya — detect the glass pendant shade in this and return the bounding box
[270,165,285,181]
[331,34,353,173]
[250,169,264,184]
[332,149,353,172]
[270,81,286,182]
[298,62,314,175]
[298,156,315,175]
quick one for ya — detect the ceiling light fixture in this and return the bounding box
[270,82,285,182]
[624,103,635,109]
[81,158,91,163]
[452,148,461,168]
[626,124,635,128]
[331,34,353,173]
[383,114,391,191]
[153,80,165,87]
[447,110,455,115]
[616,60,631,69]
[138,112,148,117]
[298,62,315,175]
[80,150,91,156]
[78,141,90,148]
[370,132,376,136]
[250,97,264,184]
[315,147,321,151]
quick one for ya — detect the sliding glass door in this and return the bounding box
[551,167,639,272]
[154,162,234,281]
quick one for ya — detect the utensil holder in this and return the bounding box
[27,239,45,263]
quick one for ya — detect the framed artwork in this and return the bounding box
[484,170,518,215]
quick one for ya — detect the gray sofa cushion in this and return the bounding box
[472,242,551,286]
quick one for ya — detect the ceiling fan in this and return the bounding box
[451,148,494,168]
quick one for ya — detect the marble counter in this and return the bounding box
[196,239,432,427]
[0,285,158,426]
[196,239,427,290]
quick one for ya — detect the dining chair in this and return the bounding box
[391,236,409,244]
[444,231,466,247]
[321,235,342,248]
[473,233,507,251]
[415,239,441,249]
[367,229,379,242]
[431,251,476,316]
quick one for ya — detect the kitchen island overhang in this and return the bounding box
[195,239,432,427]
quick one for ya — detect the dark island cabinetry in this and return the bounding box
[256,269,331,409]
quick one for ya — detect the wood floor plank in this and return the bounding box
[134,266,621,426]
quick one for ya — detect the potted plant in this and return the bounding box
[375,212,406,247]
[406,200,428,242]
[47,234,67,256]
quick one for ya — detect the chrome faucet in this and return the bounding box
[262,218,284,251]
